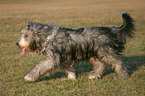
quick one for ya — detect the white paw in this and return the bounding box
[88,74,101,79]
[67,72,76,80]
[24,75,35,82]
[88,75,97,79]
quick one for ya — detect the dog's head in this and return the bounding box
[16,22,47,55]
[16,26,36,55]
[16,22,61,55]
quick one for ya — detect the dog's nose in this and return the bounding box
[16,42,19,46]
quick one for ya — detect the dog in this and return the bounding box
[16,12,134,81]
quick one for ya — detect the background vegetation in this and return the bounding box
[0,0,144,95]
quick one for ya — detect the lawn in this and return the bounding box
[0,0,145,95]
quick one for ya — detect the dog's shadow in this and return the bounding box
[39,55,145,81]
[122,55,145,75]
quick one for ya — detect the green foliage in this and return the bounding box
[0,0,145,95]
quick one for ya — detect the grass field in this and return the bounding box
[0,0,145,95]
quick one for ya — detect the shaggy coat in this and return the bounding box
[16,12,134,81]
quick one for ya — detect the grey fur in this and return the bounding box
[16,12,134,81]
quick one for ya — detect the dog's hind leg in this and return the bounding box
[113,59,129,79]
[100,55,129,79]
[88,57,106,79]
[24,57,55,82]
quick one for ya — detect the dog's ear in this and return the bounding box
[27,21,33,29]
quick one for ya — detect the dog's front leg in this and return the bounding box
[24,57,55,82]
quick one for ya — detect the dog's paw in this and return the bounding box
[24,75,36,82]
[88,74,102,79]
[114,74,130,80]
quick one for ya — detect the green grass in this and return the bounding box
[0,0,145,95]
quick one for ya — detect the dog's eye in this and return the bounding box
[24,34,28,38]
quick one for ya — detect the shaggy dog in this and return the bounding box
[16,12,134,81]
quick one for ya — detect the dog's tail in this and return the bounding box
[111,12,135,54]
[118,12,135,38]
